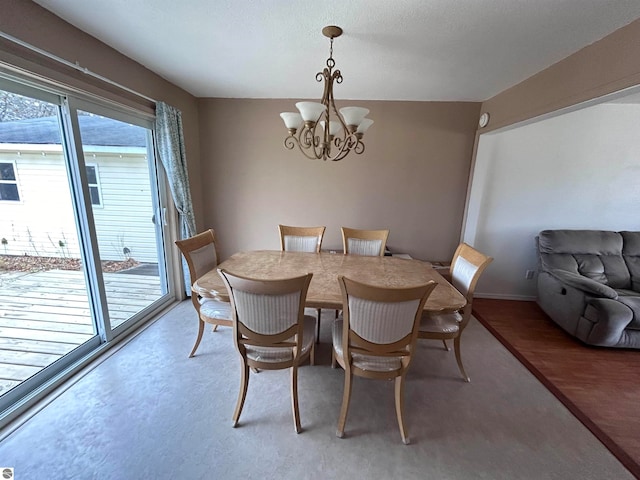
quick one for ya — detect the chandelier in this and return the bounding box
[280,26,373,162]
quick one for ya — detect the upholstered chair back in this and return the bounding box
[341,227,389,257]
[234,290,302,335]
[175,229,220,285]
[279,225,326,254]
[449,243,494,305]
[348,296,421,345]
[283,235,321,253]
[346,238,383,257]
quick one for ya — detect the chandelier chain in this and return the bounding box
[327,37,335,69]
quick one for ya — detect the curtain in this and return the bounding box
[155,101,196,294]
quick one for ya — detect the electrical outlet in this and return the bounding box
[525,270,535,280]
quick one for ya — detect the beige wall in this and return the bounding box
[480,18,640,130]
[198,98,480,261]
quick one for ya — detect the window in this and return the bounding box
[0,162,20,201]
[85,164,102,206]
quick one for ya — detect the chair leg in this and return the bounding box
[291,365,302,433]
[453,335,470,382]
[212,324,219,332]
[395,374,410,445]
[232,357,250,427]
[310,342,315,366]
[316,308,321,344]
[336,368,353,438]
[188,319,206,358]
[442,339,449,351]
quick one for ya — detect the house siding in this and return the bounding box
[0,146,159,263]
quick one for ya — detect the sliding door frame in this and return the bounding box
[0,70,179,429]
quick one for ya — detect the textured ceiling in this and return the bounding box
[33,0,640,101]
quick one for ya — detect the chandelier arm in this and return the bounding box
[284,135,297,150]
[325,133,362,162]
[294,136,324,160]
[294,124,325,160]
[327,71,348,134]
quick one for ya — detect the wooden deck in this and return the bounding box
[0,269,162,396]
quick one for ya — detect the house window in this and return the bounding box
[85,164,102,206]
[0,162,20,201]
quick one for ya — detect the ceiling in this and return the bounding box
[33,0,640,102]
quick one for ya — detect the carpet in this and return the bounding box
[473,298,640,479]
[0,302,634,479]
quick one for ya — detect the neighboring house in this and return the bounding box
[0,115,158,263]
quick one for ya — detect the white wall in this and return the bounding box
[463,102,640,299]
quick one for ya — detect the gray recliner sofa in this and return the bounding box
[536,229,640,349]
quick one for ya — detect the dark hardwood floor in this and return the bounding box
[473,298,640,479]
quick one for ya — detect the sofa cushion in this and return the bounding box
[616,289,639,297]
[538,230,631,289]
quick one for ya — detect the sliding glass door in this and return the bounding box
[71,103,169,333]
[0,87,98,399]
[0,78,174,415]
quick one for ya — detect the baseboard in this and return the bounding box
[474,293,536,301]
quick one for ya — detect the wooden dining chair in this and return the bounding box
[341,227,389,256]
[336,227,391,320]
[418,243,493,382]
[332,275,437,444]
[279,224,326,341]
[175,229,232,357]
[278,224,326,253]
[218,269,316,433]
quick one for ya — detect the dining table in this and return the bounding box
[193,250,466,313]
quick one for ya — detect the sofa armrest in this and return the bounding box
[549,269,618,299]
[581,298,634,346]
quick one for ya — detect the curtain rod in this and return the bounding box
[0,31,156,103]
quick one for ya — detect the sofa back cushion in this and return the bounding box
[621,231,640,292]
[538,230,631,289]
